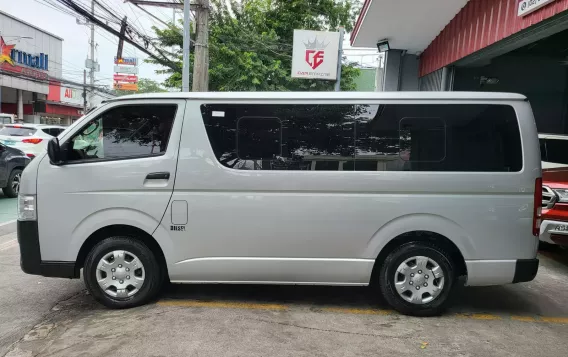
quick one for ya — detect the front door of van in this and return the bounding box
[36,99,186,262]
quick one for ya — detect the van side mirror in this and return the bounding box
[47,137,63,165]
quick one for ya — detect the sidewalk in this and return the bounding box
[0,194,17,224]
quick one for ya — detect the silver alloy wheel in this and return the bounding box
[12,173,21,194]
[394,256,445,305]
[96,250,145,298]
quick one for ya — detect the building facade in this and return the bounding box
[0,10,88,125]
[352,0,568,134]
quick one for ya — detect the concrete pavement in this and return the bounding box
[0,194,17,224]
[0,232,84,357]
[0,229,567,356]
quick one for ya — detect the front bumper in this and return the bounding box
[539,219,568,246]
[18,221,78,279]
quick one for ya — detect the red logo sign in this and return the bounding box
[303,37,328,70]
[305,50,325,70]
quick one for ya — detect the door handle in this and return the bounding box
[146,172,170,180]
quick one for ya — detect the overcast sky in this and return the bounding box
[3,0,379,90]
[3,0,173,89]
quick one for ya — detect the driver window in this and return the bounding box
[67,104,177,162]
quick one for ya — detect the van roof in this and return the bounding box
[107,91,527,102]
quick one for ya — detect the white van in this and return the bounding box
[17,92,541,316]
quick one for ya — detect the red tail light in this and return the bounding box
[22,138,43,144]
[533,178,542,236]
[26,153,35,159]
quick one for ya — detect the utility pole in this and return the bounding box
[89,0,96,106]
[83,69,87,113]
[192,0,209,92]
[334,27,345,92]
[182,0,191,92]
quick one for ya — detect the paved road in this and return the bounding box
[1,230,567,356]
[0,231,84,357]
[0,194,17,224]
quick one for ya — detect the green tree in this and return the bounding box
[113,78,167,96]
[149,0,362,91]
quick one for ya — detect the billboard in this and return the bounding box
[114,65,138,74]
[114,57,137,65]
[291,29,340,81]
[114,83,138,91]
[113,74,138,83]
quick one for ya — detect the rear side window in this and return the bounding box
[0,126,37,136]
[67,104,177,162]
[543,139,568,165]
[201,103,522,172]
[41,128,64,137]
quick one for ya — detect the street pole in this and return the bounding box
[182,0,191,92]
[89,0,96,108]
[334,27,345,92]
[83,70,87,113]
[192,0,209,92]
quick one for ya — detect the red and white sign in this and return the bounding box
[113,74,138,83]
[291,29,340,81]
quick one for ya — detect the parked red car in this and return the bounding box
[541,168,568,246]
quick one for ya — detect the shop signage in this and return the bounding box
[291,29,340,81]
[114,82,138,91]
[113,74,138,83]
[518,0,558,17]
[1,36,49,80]
[0,36,49,71]
[114,57,137,66]
[114,65,138,74]
[60,86,83,106]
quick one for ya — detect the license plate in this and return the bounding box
[555,224,568,232]
[3,140,16,146]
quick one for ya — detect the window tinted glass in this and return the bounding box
[237,117,282,160]
[201,104,355,170]
[545,139,568,164]
[67,104,176,161]
[201,104,521,172]
[539,139,547,162]
[0,126,37,136]
[355,104,521,172]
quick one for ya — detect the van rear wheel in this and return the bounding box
[378,242,456,317]
[84,237,164,308]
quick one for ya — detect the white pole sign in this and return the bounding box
[291,29,340,80]
[518,0,557,17]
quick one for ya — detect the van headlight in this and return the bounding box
[553,189,568,203]
[18,195,37,221]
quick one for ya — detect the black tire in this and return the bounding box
[378,242,457,317]
[2,168,22,198]
[84,236,164,309]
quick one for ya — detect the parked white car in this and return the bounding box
[0,124,66,158]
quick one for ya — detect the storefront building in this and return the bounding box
[352,0,568,134]
[0,10,84,125]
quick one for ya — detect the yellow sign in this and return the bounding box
[114,82,138,91]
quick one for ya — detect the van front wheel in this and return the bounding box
[378,242,456,316]
[84,237,163,308]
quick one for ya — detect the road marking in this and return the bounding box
[0,219,16,227]
[322,307,393,315]
[539,316,568,324]
[157,300,289,310]
[0,239,17,252]
[157,300,568,325]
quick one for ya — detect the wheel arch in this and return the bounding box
[369,230,468,286]
[75,224,169,279]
